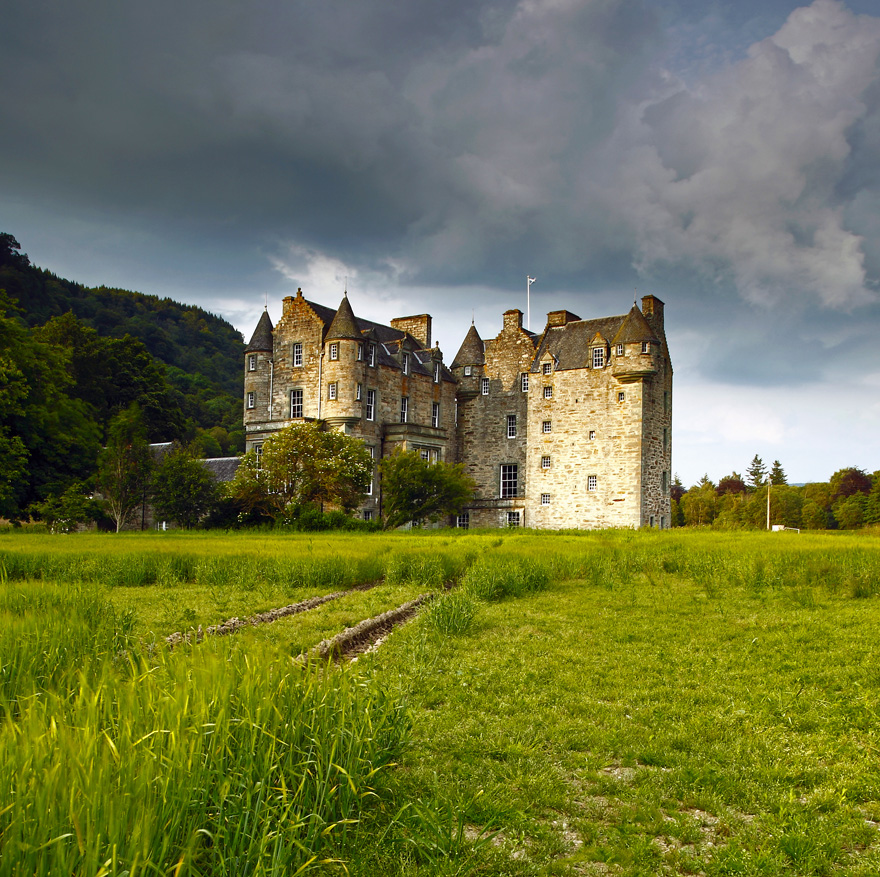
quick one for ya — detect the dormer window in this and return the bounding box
[543,362,552,375]
[402,352,409,375]
[329,343,339,360]
[592,347,605,368]
[434,362,441,383]
[368,344,376,367]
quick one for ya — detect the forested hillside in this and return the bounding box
[0,232,244,520]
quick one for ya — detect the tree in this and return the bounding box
[379,449,476,529]
[28,482,103,533]
[829,468,871,502]
[152,444,220,529]
[97,404,154,532]
[226,422,372,522]
[769,460,787,485]
[680,478,717,526]
[717,474,747,496]
[746,455,767,490]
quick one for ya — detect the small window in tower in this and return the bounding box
[357,344,363,361]
[248,355,256,371]
[356,383,362,401]
[329,343,339,360]
[366,389,376,421]
[328,382,337,400]
[541,455,551,469]
[616,344,623,356]
[587,475,597,491]
[432,402,440,428]
[246,392,255,409]
[642,341,650,354]
[543,362,552,375]
[589,430,596,440]
[543,386,552,399]
[541,493,550,505]
[400,396,408,423]
[521,373,529,392]
[464,365,472,376]
[618,391,625,402]
[402,352,409,374]
[481,378,489,395]
[543,420,551,433]
[293,342,303,367]
[592,347,605,368]
[507,414,517,438]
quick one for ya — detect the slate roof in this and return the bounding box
[611,306,660,346]
[324,294,362,340]
[201,457,242,482]
[531,315,629,372]
[245,310,274,352]
[451,324,485,368]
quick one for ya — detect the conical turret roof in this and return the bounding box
[245,309,274,352]
[325,293,362,341]
[611,306,659,346]
[452,324,485,368]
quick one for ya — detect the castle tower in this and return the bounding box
[244,309,273,429]
[322,293,365,430]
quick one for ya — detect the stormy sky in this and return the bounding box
[2,0,879,485]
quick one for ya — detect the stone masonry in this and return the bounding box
[244,290,672,529]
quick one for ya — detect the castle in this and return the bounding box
[244,289,672,529]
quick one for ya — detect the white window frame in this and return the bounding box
[329,343,339,361]
[246,392,255,409]
[541,493,550,505]
[642,341,650,354]
[507,511,521,527]
[589,430,596,440]
[521,373,529,392]
[456,512,470,529]
[592,347,605,368]
[543,386,552,399]
[542,420,551,433]
[434,362,441,383]
[618,391,625,402]
[368,344,376,367]
[420,449,429,461]
[293,342,303,367]
[357,344,363,361]
[363,509,373,521]
[507,414,517,439]
[400,395,408,424]
[248,354,256,371]
[500,464,518,498]
[290,388,303,418]
[356,383,362,401]
[328,382,337,400]
[402,352,409,375]
[366,389,376,421]
[541,455,551,469]
[481,377,489,395]
[464,365,472,376]
[616,344,623,356]
[587,475,597,491]
[543,362,552,375]
[255,444,263,468]
[432,402,440,429]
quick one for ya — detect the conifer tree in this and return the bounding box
[746,455,767,489]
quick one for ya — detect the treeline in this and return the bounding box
[671,456,880,530]
[0,233,244,521]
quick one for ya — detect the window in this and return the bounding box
[592,347,605,368]
[366,389,375,421]
[400,396,408,423]
[367,476,373,495]
[660,516,665,529]
[248,354,256,371]
[328,382,337,400]
[356,383,362,401]
[618,391,625,402]
[481,377,489,395]
[368,446,375,459]
[363,510,373,521]
[650,515,655,527]
[290,389,303,418]
[507,511,521,527]
[616,344,623,356]
[368,344,376,367]
[246,392,255,409]
[507,415,517,439]
[543,386,552,399]
[541,455,551,469]
[329,343,339,360]
[641,341,650,354]
[521,373,529,392]
[543,362,552,375]
[589,430,596,440]
[587,475,597,491]
[293,342,303,367]
[457,513,470,529]
[255,444,263,468]
[464,365,472,376]
[402,352,409,375]
[541,493,550,505]
[434,362,441,383]
[500,464,518,498]
[543,420,552,433]
[432,402,440,428]
[357,344,363,361]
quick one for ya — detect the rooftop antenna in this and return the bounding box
[527,276,536,331]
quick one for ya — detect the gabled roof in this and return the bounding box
[451,324,485,368]
[201,457,242,482]
[611,306,660,346]
[325,294,362,341]
[531,315,628,372]
[245,310,274,352]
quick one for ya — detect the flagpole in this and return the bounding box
[527,276,536,331]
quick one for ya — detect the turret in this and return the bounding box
[610,305,660,383]
[451,323,485,397]
[323,293,366,425]
[244,309,274,422]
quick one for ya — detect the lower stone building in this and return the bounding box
[244,290,672,529]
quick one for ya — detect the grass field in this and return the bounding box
[1,528,879,875]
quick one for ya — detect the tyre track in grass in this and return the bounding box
[165,579,383,647]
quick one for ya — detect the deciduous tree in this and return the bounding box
[152,444,220,529]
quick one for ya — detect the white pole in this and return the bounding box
[766,480,771,530]
[527,276,536,331]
